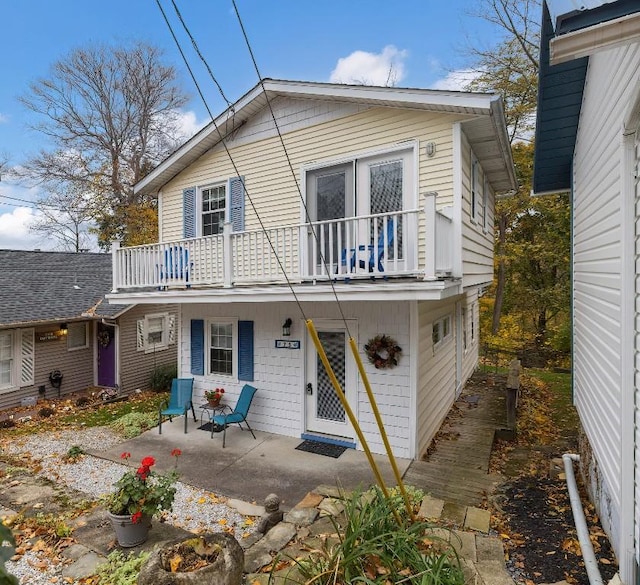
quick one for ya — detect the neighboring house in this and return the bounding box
[108,79,516,460]
[534,2,640,583]
[0,250,177,410]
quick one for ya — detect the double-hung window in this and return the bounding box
[209,321,234,376]
[137,313,175,353]
[202,184,226,236]
[0,331,13,387]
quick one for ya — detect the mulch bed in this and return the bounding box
[495,476,618,585]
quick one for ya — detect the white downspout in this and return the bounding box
[562,453,604,585]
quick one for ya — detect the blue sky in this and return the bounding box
[0,0,500,250]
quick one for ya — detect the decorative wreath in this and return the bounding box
[364,334,402,369]
[98,330,111,348]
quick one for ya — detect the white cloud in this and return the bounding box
[330,45,408,86]
[175,109,207,141]
[0,207,46,250]
[432,69,481,91]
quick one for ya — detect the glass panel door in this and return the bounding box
[306,163,354,275]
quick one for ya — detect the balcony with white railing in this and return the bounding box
[111,193,454,292]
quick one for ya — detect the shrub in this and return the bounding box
[38,407,55,418]
[0,523,18,585]
[110,412,158,438]
[149,363,177,392]
[282,486,464,585]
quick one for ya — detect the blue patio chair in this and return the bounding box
[159,378,196,434]
[340,218,395,275]
[209,384,257,446]
[158,246,191,290]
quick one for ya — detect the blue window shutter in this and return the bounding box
[183,187,196,238]
[190,319,204,375]
[229,176,245,232]
[238,320,254,381]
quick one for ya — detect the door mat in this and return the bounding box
[295,440,346,458]
[198,422,224,433]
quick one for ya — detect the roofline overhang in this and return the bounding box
[134,79,507,197]
[0,316,93,330]
[107,280,464,305]
[550,10,640,64]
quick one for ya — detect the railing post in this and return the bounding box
[111,241,121,292]
[423,192,437,281]
[223,222,233,288]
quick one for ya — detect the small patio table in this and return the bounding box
[199,403,231,434]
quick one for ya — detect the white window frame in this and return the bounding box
[0,330,15,390]
[432,314,453,349]
[206,318,237,379]
[482,175,490,232]
[462,306,468,352]
[471,153,484,225]
[138,312,173,353]
[471,303,476,342]
[67,322,89,351]
[199,181,227,237]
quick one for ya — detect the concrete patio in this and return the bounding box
[94,420,412,509]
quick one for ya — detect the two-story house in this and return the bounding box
[108,79,516,460]
[534,1,640,583]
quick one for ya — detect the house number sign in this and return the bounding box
[37,331,63,342]
[275,339,300,350]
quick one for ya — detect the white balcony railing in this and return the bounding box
[111,197,454,291]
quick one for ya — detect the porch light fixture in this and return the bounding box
[282,318,292,337]
[426,142,436,157]
[59,323,68,335]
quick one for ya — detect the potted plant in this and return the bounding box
[205,387,225,407]
[105,449,181,547]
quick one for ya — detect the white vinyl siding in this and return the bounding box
[460,132,495,288]
[160,104,461,243]
[572,42,640,561]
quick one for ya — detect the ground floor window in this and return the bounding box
[209,321,234,376]
[137,313,176,353]
[0,331,13,386]
[68,322,89,350]
[432,315,452,348]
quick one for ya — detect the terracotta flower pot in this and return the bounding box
[108,512,152,547]
[207,397,221,407]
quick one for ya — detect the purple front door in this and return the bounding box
[97,323,116,387]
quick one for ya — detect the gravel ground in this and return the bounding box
[2,426,257,584]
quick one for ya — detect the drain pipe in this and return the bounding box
[562,453,604,585]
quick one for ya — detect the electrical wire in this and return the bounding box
[155,0,309,321]
[230,0,353,338]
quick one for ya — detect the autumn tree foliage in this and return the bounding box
[18,42,188,249]
[463,0,571,357]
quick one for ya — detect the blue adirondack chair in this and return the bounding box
[158,246,191,290]
[209,384,257,446]
[340,218,395,275]
[159,378,196,434]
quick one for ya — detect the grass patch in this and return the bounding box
[524,369,578,438]
[59,392,167,427]
[110,411,158,438]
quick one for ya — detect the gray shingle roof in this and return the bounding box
[0,250,129,327]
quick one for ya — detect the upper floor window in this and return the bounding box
[471,155,485,224]
[202,184,226,236]
[68,322,89,350]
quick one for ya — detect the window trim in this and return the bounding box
[0,330,15,390]
[432,314,453,349]
[67,322,89,351]
[206,318,238,379]
[199,181,227,237]
[138,312,173,353]
[470,153,485,225]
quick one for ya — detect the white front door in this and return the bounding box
[305,322,356,439]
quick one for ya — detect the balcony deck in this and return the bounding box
[111,197,454,295]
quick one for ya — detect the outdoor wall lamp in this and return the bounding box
[59,323,68,335]
[426,141,436,157]
[282,318,292,337]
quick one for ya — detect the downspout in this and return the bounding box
[562,453,604,585]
